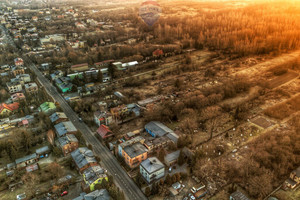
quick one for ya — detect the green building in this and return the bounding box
[39,102,56,115]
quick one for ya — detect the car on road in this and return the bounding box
[16,193,26,200]
[60,191,68,197]
[168,166,172,173]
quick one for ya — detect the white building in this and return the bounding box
[140,157,165,184]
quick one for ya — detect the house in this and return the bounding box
[54,121,77,137]
[145,121,179,143]
[140,157,165,183]
[55,77,73,93]
[11,93,25,102]
[71,147,98,173]
[40,63,50,71]
[15,153,37,168]
[49,112,68,124]
[36,146,50,158]
[14,58,24,66]
[24,82,38,93]
[118,136,145,157]
[39,102,56,115]
[137,95,163,107]
[164,150,180,167]
[144,136,170,152]
[110,104,129,120]
[230,190,251,200]
[73,189,110,200]
[285,166,300,189]
[50,70,64,80]
[47,129,55,145]
[71,63,89,72]
[122,142,148,168]
[96,125,113,139]
[94,111,112,127]
[82,165,108,192]
[58,134,79,156]
[11,66,25,76]
[7,81,22,93]
[0,103,19,116]
[16,74,31,84]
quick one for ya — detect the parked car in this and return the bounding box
[60,191,68,197]
[168,166,172,173]
[16,193,26,200]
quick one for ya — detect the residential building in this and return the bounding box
[96,125,113,139]
[71,147,98,173]
[50,112,68,124]
[55,77,73,93]
[39,102,56,115]
[58,134,79,156]
[0,103,19,116]
[73,189,110,200]
[94,111,112,127]
[54,121,77,137]
[82,165,108,192]
[230,190,251,200]
[144,136,170,152]
[7,81,22,93]
[110,104,129,120]
[164,150,180,167]
[64,92,81,102]
[50,70,64,80]
[11,93,25,102]
[145,121,179,143]
[16,74,31,84]
[153,49,164,57]
[122,142,148,168]
[140,157,165,183]
[14,57,24,66]
[11,66,25,76]
[285,166,300,189]
[24,82,38,93]
[94,60,114,68]
[118,136,145,157]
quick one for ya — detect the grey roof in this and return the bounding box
[58,134,78,147]
[164,150,180,163]
[292,166,300,177]
[84,189,110,200]
[72,192,86,200]
[54,121,77,137]
[140,157,164,174]
[166,132,179,143]
[230,190,251,200]
[145,121,174,137]
[7,162,16,169]
[71,148,96,169]
[15,153,37,164]
[49,112,68,123]
[35,146,50,154]
[285,178,297,186]
[123,142,148,159]
[83,165,106,185]
[119,136,144,149]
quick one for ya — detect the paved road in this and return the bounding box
[1,25,147,200]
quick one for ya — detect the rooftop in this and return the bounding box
[35,146,50,155]
[49,112,68,123]
[71,147,96,169]
[15,153,36,164]
[58,134,78,147]
[164,150,180,163]
[123,142,148,159]
[145,121,175,137]
[54,121,77,137]
[140,157,164,174]
[230,190,251,200]
[83,165,106,185]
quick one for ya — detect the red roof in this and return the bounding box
[94,60,114,65]
[97,125,113,139]
[0,102,19,113]
[153,49,164,56]
[71,63,88,68]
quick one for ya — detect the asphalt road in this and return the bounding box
[1,25,147,200]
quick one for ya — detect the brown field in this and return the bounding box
[267,71,299,89]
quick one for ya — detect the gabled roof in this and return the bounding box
[145,121,174,137]
[71,147,96,169]
[83,165,106,185]
[0,102,19,113]
[97,125,113,139]
[49,112,68,123]
[230,190,251,200]
[15,153,37,164]
[58,134,78,147]
[123,142,148,159]
[54,121,77,137]
[140,157,164,174]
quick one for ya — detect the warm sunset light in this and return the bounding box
[0,0,299,200]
